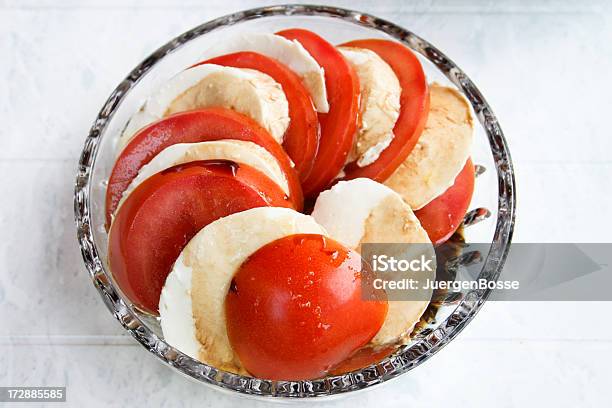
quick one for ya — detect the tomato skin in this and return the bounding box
[415,159,475,245]
[106,108,303,227]
[200,52,319,181]
[225,234,387,380]
[277,29,360,198]
[108,160,291,315]
[340,39,429,183]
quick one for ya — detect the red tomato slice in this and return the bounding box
[340,39,429,182]
[106,108,303,227]
[199,52,319,181]
[415,159,475,245]
[108,160,291,315]
[225,234,387,380]
[277,29,360,198]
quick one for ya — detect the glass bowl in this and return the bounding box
[74,4,515,399]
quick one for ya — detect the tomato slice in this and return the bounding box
[106,108,303,227]
[225,234,387,380]
[199,52,319,181]
[277,29,360,198]
[415,159,475,245]
[340,39,429,182]
[108,160,291,315]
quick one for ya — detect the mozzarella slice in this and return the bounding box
[159,207,327,373]
[384,83,473,209]
[311,178,435,346]
[159,255,200,359]
[206,33,329,113]
[338,47,401,167]
[117,140,289,212]
[118,64,290,150]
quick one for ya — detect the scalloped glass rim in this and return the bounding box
[74,4,516,399]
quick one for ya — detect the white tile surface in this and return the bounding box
[1,0,611,406]
[2,340,611,407]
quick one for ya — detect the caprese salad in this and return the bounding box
[106,29,475,380]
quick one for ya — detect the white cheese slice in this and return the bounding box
[384,83,473,209]
[116,140,289,213]
[118,64,290,151]
[206,33,329,113]
[159,207,326,373]
[312,178,435,346]
[159,255,199,359]
[338,47,401,167]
